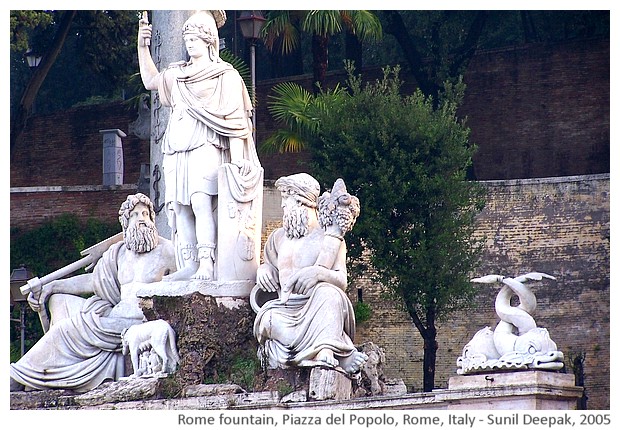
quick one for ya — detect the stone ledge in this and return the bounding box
[137,280,255,299]
[11,371,583,410]
[448,370,576,390]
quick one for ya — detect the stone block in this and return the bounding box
[308,367,352,401]
[441,370,584,410]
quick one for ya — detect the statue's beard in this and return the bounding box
[283,205,309,239]
[125,221,158,253]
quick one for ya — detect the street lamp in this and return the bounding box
[237,10,266,142]
[10,265,33,357]
[24,48,42,70]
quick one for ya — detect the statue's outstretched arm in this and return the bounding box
[137,11,159,91]
[27,273,94,314]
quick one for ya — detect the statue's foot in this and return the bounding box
[191,268,213,280]
[191,259,214,281]
[163,266,197,282]
[339,351,368,374]
[315,349,339,367]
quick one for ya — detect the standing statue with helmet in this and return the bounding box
[137,10,263,282]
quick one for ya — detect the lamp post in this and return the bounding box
[237,10,266,142]
[24,48,42,70]
[10,265,33,357]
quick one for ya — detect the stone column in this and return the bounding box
[100,129,125,186]
[149,10,192,239]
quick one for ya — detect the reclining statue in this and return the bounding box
[10,193,177,393]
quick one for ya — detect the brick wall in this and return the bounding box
[255,37,609,181]
[10,185,138,232]
[10,101,149,188]
[462,38,610,180]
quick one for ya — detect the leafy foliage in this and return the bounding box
[309,65,486,321]
[10,10,141,116]
[10,10,54,53]
[11,214,120,277]
[260,81,347,154]
[353,301,372,324]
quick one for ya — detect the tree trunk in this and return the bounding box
[344,31,362,71]
[10,10,76,159]
[404,299,439,393]
[422,305,438,392]
[448,11,489,77]
[311,33,329,93]
[380,11,438,98]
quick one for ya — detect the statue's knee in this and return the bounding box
[317,286,342,302]
[190,192,213,212]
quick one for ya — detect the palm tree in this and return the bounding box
[262,10,382,92]
[260,80,347,154]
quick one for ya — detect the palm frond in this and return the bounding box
[347,10,383,42]
[268,82,316,131]
[262,11,300,55]
[259,128,308,154]
[303,10,343,36]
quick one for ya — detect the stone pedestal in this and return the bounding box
[137,281,258,390]
[100,128,125,185]
[309,367,352,401]
[440,371,584,409]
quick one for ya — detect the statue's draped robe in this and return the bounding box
[253,230,357,368]
[10,243,128,393]
[157,59,262,230]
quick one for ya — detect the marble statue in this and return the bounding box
[456,272,565,374]
[252,174,368,374]
[10,193,177,393]
[137,10,263,282]
[121,319,180,377]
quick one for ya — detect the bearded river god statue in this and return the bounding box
[456,272,565,375]
[251,174,368,375]
[10,194,180,393]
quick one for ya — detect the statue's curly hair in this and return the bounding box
[118,193,155,231]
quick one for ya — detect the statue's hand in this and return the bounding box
[27,282,51,313]
[288,266,321,295]
[256,265,279,293]
[232,159,252,176]
[138,13,152,47]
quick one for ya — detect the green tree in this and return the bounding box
[10,10,141,158]
[262,10,382,92]
[269,66,486,391]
